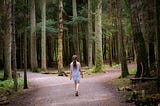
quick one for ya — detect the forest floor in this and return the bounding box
[5,64,136,106]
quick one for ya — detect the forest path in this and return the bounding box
[7,64,135,106]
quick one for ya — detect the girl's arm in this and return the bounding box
[70,65,72,80]
[79,64,83,78]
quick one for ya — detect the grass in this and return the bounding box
[113,66,137,87]
[0,71,3,79]
[83,65,105,76]
[112,63,121,68]
[0,72,24,96]
[112,78,131,88]
[129,67,137,75]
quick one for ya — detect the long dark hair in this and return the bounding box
[72,55,77,69]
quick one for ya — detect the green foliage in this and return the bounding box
[129,67,137,75]
[118,66,137,78]
[0,71,3,79]
[36,19,58,34]
[102,14,117,38]
[67,16,87,25]
[112,63,121,68]
[92,65,104,73]
[84,65,104,75]
[0,75,24,96]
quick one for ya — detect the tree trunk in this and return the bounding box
[24,0,28,89]
[109,36,113,67]
[155,0,160,91]
[72,0,80,59]
[87,0,93,68]
[12,0,18,91]
[3,0,12,80]
[30,0,38,71]
[117,0,129,77]
[0,37,3,69]
[129,0,149,77]
[140,1,155,69]
[58,0,64,76]
[41,0,47,71]
[95,0,103,72]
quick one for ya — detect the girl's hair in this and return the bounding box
[72,55,77,69]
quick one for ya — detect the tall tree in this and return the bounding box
[129,0,149,77]
[58,0,64,75]
[95,0,103,72]
[155,0,160,91]
[3,0,12,80]
[72,0,80,59]
[30,0,38,71]
[24,0,28,89]
[12,0,18,91]
[87,0,93,68]
[108,0,113,67]
[117,0,129,77]
[41,0,47,71]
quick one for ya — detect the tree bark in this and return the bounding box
[24,0,28,89]
[41,0,47,71]
[155,0,160,91]
[12,0,18,91]
[87,0,93,68]
[72,0,80,59]
[109,36,113,67]
[3,0,12,80]
[129,0,149,77]
[117,0,129,77]
[95,0,103,72]
[58,0,64,76]
[30,0,38,71]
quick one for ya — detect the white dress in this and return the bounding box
[70,61,80,83]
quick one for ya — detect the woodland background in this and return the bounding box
[0,0,160,92]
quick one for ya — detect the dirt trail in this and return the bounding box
[6,64,135,106]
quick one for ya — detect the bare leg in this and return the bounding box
[74,82,76,91]
[75,82,80,96]
[76,83,80,92]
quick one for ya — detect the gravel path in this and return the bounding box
[6,65,135,106]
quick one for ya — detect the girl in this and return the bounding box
[70,55,83,96]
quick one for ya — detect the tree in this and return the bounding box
[12,0,18,91]
[155,0,160,91]
[41,0,47,71]
[58,0,64,76]
[24,0,28,89]
[30,0,38,71]
[72,0,80,59]
[129,0,149,77]
[94,0,103,72]
[117,0,129,77]
[3,0,12,80]
[87,0,93,68]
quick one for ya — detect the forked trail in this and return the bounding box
[7,64,135,106]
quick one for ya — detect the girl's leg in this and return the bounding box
[75,83,80,92]
[75,83,79,96]
[74,82,76,91]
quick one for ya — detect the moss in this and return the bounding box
[0,78,24,96]
[92,65,104,73]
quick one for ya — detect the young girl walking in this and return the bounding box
[70,55,83,96]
